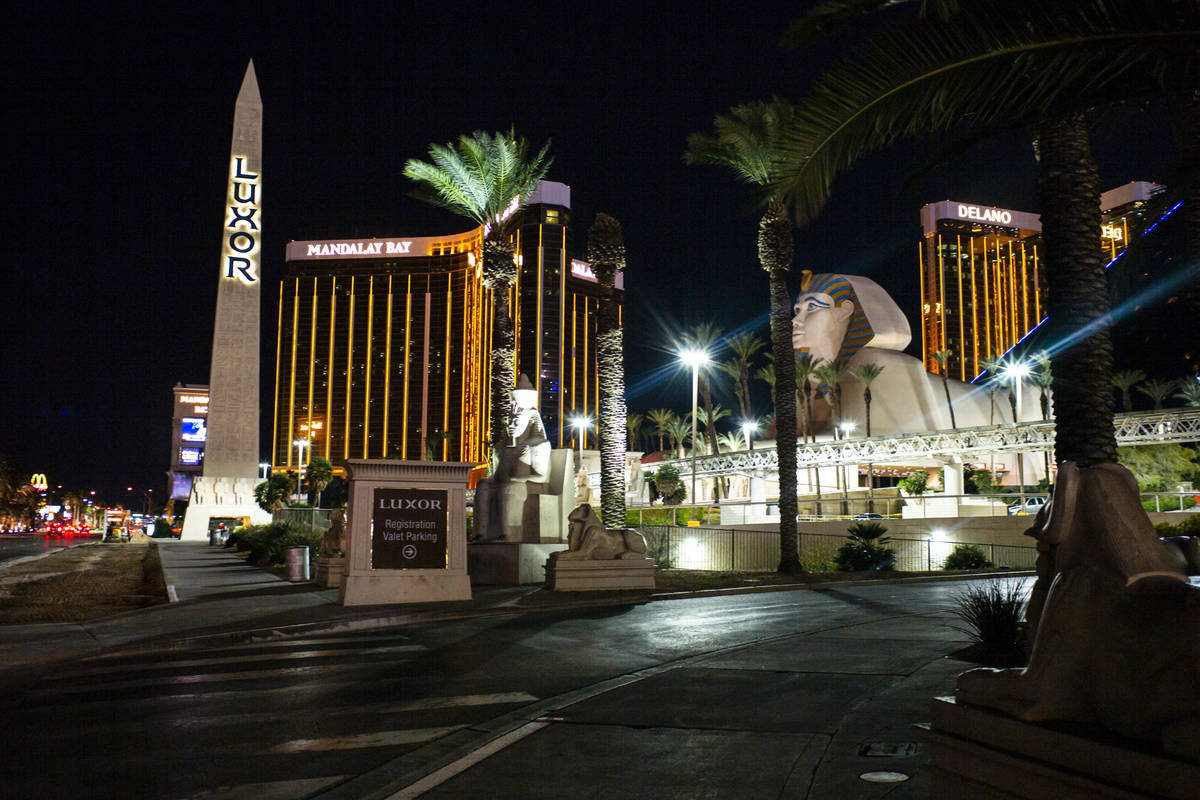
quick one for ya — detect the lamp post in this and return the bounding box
[1003,361,1031,498]
[570,416,592,499]
[840,421,857,514]
[680,349,710,510]
[741,419,758,452]
[294,439,310,502]
[259,462,271,479]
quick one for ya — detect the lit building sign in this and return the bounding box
[31,473,48,491]
[1102,224,1124,241]
[222,155,260,284]
[179,448,203,466]
[571,259,597,282]
[180,418,208,443]
[306,240,413,257]
[956,204,1013,225]
[178,394,209,405]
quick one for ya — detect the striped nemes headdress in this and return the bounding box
[798,271,875,366]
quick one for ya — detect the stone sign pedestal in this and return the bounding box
[340,460,473,606]
[925,697,1199,799]
[545,557,656,591]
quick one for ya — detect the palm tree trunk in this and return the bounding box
[760,200,800,573]
[597,292,626,525]
[483,238,517,462]
[1036,113,1116,467]
[940,373,957,429]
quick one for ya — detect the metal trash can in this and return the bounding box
[285,546,310,582]
[209,530,221,546]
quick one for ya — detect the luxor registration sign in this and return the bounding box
[371,488,448,569]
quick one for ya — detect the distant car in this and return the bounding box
[853,513,885,519]
[103,525,129,543]
[1008,497,1047,516]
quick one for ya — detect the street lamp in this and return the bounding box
[741,419,758,451]
[294,439,310,499]
[679,348,710,509]
[1002,361,1031,497]
[570,416,592,498]
[259,462,271,479]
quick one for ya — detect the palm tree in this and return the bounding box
[254,472,296,515]
[1112,369,1146,412]
[589,213,628,525]
[1138,378,1177,410]
[695,403,732,453]
[626,412,645,453]
[663,418,692,459]
[1176,377,1200,407]
[716,431,746,452]
[850,362,884,507]
[773,0,1199,469]
[306,456,334,506]
[795,353,821,443]
[754,362,775,392]
[686,98,803,572]
[404,130,552,463]
[715,332,766,423]
[647,408,677,454]
[1031,353,1054,422]
[813,360,849,432]
[930,350,958,430]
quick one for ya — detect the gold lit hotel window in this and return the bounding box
[545,209,559,224]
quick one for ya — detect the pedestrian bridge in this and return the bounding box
[659,408,1200,479]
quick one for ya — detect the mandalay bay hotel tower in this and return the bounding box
[270,181,621,472]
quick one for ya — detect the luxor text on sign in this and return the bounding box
[371,488,448,569]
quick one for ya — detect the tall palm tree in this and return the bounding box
[773,0,1199,469]
[1112,369,1146,412]
[715,332,766,423]
[1138,378,1177,410]
[1031,353,1054,422]
[930,350,958,430]
[686,98,803,573]
[663,418,692,459]
[647,408,677,454]
[754,362,776,392]
[813,360,850,432]
[794,354,821,443]
[695,403,732,453]
[589,213,628,525]
[404,130,552,463]
[850,362,884,507]
[626,412,645,453]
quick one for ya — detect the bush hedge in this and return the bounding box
[834,521,895,571]
[942,544,994,570]
[228,521,322,565]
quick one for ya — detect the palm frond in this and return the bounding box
[684,97,798,192]
[774,0,1200,225]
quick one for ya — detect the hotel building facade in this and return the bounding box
[918,181,1160,381]
[269,182,620,471]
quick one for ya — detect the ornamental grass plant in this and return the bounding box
[950,579,1030,667]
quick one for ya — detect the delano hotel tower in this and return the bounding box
[918,182,1156,381]
[271,182,621,471]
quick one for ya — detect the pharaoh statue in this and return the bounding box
[792,271,1039,436]
[474,374,559,542]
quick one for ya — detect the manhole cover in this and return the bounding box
[860,741,919,757]
[859,771,910,783]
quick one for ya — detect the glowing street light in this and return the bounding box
[679,348,710,507]
[839,420,858,438]
[1002,361,1031,422]
[294,439,311,494]
[259,462,271,479]
[741,419,758,451]
[570,416,592,494]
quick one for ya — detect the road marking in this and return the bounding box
[167,585,178,602]
[385,721,549,799]
[57,645,426,677]
[334,692,538,714]
[174,775,346,799]
[272,726,463,753]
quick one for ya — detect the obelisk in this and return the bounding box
[182,61,271,540]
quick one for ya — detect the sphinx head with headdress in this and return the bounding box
[793,270,912,368]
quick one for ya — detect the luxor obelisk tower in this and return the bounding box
[182,61,272,539]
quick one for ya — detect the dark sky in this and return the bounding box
[2,3,1177,504]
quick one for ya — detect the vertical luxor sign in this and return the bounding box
[224,156,260,283]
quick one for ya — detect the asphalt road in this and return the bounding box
[0,532,99,567]
[1,580,981,800]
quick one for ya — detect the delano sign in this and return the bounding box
[371,488,449,569]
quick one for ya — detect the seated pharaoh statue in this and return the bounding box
[792,271,1039,436]
[474,374,570,542]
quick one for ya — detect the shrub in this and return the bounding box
[653,464,686,505]
[897,470,929,496]
[1156,515,1200,538]
[232,521,319,565]
[834,521,895,571]
[943,544,994,570]
[1142,495,1198,512]
[950,580,1029,666]
[152,519,174,538]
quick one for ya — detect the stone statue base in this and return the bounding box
[544,556,655,591]
[179,476,271,541]
[468,542,568,585]
[925,697,1199,799]
[313,555,346,588]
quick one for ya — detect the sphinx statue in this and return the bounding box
[957,461,1200,755]
[793,271,1040,436]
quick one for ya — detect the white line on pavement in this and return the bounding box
[272,726,464,753]
[385,722,550,799]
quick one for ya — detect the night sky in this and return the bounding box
[3,3,1178,505]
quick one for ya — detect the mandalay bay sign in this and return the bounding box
[223,156,260,284]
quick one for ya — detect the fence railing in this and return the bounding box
[275,507,333,532]
[639,525,1037,573]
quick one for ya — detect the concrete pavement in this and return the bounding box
[1,539,1028,798]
